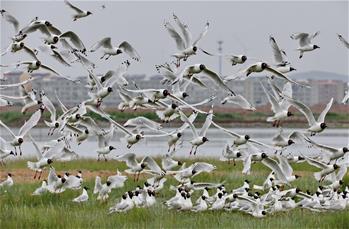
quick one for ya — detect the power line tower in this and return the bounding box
[218,40,223,75]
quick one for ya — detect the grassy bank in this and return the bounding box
[0,159,348,228]
[1,110,349,128]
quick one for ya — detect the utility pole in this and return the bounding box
[218,40,223,76]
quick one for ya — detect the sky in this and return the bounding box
[1,0,348,79]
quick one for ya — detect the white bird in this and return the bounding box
[64,0,92,21]
[167,112,198,152]
[108,192,135,214]
[1,9,19,33]
[165,13,209,66]
[93,176,112,201]
[304,156,340,182]
[200,48,247,66]
[286,97,333,136]
[115,153,165,181]
[27,136,64,179]
[271,129,305,149]
[268,35,288,63]
[179,109,212,155]
[342,90,349,104]
[192,195,208,212]
[290,31,320,58]
[0,173,14,188]
[226,62,305,87]
[1,42,38,60]
[72,187,89,203]
[337,34,349,48]
[161,154,183,171]
[32,180,48,195]
[212,121,272,148]
[96,130,116,161]
[63,172,83,190]
[123,116,162,131]
[170,162,216,182]
[174,64,235,95]
[220,144,242,165]
[221,94,256,111]
[304,137,349,163]
[16,60,60,76]
[0,137,15,165]
[107,170,128,189]
[0,107,43,155]
[90,38,140,61]
[46,168,67,193]
[261,82,293,127]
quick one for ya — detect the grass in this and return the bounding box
[0,159,348,228]
[1,110,348,128]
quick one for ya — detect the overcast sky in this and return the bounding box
[1,0,348,79]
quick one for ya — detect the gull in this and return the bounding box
[154,96,214,122]
[20,19,61,36]
[65,125,90,145]
[155,62,207,88]
[0,9,19,33]
[236,195,267,218]
[16,60,60,75]
[169,162,216,182]
[304,156,340,182]
[147,176,167,193]
[24,23,86,53]
[1,42,38,60]
[342,90,349,104]
[221,94,256,111]
[37,45,72,67]
[271,129,305,149]
[32,180,48,195]
[286,97,333,136]
[192,195,208,212]
[46,168,67,193]
[167,112,198,152]
[304,137,349,163]
[90,38,140,61]
[72,187,89,203]
[0,173,13,188]
[117,89,152,111]
[96,130,116,161]
[261,155,300,185]
[261,82,293,127]
[64,0,92,21]
[212,121,272,148]
[0,107,43,155]
[108,192,135,214]
[290,31,320,58]
[179,109,212,155]
[225,62,305,87]
[242,150,268,175]
[27,136,64,179]
[209,192,226,210]
[0,137,15,165]
[100,111,173,148]
[41,91,62,135]
[123,116,162,131]
[107,170,128,189]
[337,34,349,48]
[161,154,183,171]
[200,48,247,66]
[173,64,235,95]
[61,172,82,190]
[165,13,209,66]
[220,144,242,165]
[93,176,112,201]
[269,35,290,67]
[115,153,165,181]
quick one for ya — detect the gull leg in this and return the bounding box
[104,154,107,162]
[38,171,42,180]
[233,159,236,166]
[19,146,23,156]
[33,171,37,179]
[194,146,198,155]
[189,146,194,155]
[97,154,100,161]
[100,54,106,59]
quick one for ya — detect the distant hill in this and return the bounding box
[290,71,349,82]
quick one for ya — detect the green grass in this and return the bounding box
[0,159,348,228]
[1,110,348,128]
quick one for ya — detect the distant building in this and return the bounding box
[1,71,347,109]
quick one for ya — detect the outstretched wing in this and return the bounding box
[317,98,333,123]
[19,109,42,137]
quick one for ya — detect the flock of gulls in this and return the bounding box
[0,1,349,218]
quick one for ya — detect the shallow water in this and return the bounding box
[1,127,348,160]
